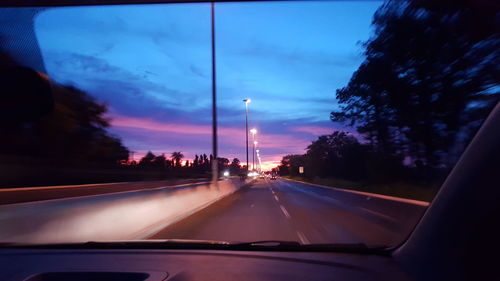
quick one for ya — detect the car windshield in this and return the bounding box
[0,0,497,248]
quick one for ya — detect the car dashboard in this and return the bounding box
[0,248,412,281]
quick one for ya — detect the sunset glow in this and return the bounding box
[35,1,380,170]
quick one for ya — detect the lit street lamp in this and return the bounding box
[256,149,262,172]
[243,99,251,171]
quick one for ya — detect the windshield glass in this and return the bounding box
[0,0,497,248]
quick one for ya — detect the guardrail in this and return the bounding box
[0,178,248,243]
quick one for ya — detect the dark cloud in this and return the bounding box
[235,42,363,69]
[189,64,207,78]
[46,52,212,125]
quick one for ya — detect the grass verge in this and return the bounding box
[284,176,438,202]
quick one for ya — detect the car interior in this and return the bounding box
[0,0,498,281]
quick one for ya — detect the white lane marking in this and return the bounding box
[250,204,255,208]
[296,231,310,244]
[282,181,399,223]
[358,207,397,222]
[279,205,290,219]
[281,181,343,205]
[273,194,279,202]
[282,178,429,206]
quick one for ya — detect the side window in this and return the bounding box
[0,4,214,187]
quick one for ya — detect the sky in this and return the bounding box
[35,1,382,170]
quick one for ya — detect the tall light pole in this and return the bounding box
[250,128,257,170]
[256,149,261,172]
[253,140,258,171]
[243,99,251,171]
[211,2,218,183]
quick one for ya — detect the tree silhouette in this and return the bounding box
[217,157,229,172]
[202,154,209,171]
[331,0,499,167]
[304,132,364,179]
[277,131,410,183]
[193,154,199,167]
[0,50,129,166]
[171,151,184,167]
[152,154,167,168]
[139,151,156,167]
[279,154,306,177]
[230,158,241,174]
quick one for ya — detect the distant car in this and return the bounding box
[270,174,277,180]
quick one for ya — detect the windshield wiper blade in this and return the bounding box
[232,240,301,247]
[0,239,229,250]
[231,240,388,254]
[301,243,389,254]
[1,240,389,254]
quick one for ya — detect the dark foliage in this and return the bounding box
[331,0,499,167]
[0,51,129,166]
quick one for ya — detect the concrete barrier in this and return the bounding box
[0,178,248,243]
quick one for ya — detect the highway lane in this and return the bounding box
[0,178,210,205]
[150,178,428,246]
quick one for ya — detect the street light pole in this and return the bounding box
[211,2,218,183]
[243,99,251,171]
[253,141,258,171]
[250,128,257,171]
[256,149,261,172]
[252,140,255,170]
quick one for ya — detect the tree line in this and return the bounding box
[278,0,498,187]
[277,131,436,185]
[134,151,243,175]
[0,50,129,167]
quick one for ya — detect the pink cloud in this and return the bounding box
[111,114,211,135]
[256,134,309,151]
[110,114,310,165]
[111,114,307,151]
[111,114,246,137]
[260,155,284,171]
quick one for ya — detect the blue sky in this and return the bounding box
[35,1,382,169]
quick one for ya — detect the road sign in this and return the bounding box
[299,166,304,174]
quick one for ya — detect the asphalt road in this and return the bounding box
[151,178,428,246]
